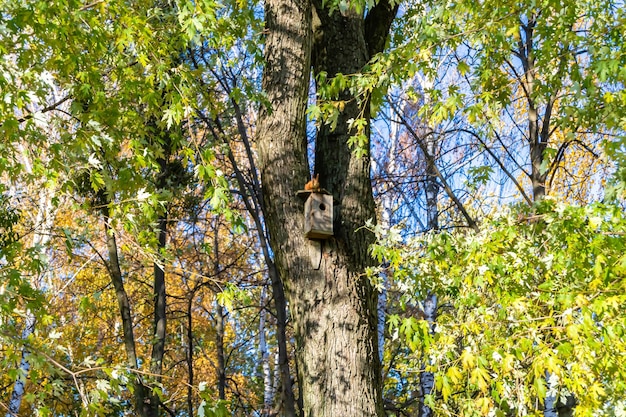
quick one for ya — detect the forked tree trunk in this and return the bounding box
[517,17,575,415]
[256,1,396,416]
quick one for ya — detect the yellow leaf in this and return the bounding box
[475,397,492,415]
[470,367,491,393]
[566,324,579,341]
[590,383,606,399]
[441,376,452,401]
[461,347,476,370]
[447,366,463,384]
[502,353,515,373]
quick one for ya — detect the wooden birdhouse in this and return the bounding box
[303,192,333,239]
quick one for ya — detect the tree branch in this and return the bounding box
[364,0,399,58]
[547,139,600,190]
[447,127,533,206]
[390,102,479,231]
[15,95,71,124]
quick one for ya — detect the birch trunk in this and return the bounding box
[258,286,274,415]
[6,187,55,417]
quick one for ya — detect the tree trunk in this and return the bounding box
[103,212,150,417]
[256,1,397,416]
[5,187,56,417]
[148,152,172,415]
[255,0,312,411]
[519,16,547,201]
[424,139,440,232]
[267,261,295,417]
[419,294,437,417]
[419,136,439,417]
[258,287,274,415]
[212,221,227,401]
[529,106,547,201]
[148,215,167,416]
[186,296,194,417]
[518,17,575,416]
[218,107,296,415]
[6,312,35,417]
[216,303,227,400]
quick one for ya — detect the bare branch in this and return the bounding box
[390,102,479,231]
[15,95,71,124]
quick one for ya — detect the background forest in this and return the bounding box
[0,0,625,416]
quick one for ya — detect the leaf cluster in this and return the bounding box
[373,201,626,416]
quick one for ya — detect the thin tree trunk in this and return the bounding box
[216,303,226,400]
[229,97,296,416]
[6,312,36,417]
[419,136,439,417]
[148,215,167,416]
[377,272,388,365]
[517,18,575,415]
[103,212,149,417]
[424,142,439,232]
[186,296,194,417]
[519,16,548,202]
[147,141,176,416]
[258,287,274,415]
[272,348,281,405]
[209,58,297,417]
[419,294,437,417]
[375,110,403,366]
[225,137,296,416]
[213,223,227,401]
[266,262,295,416]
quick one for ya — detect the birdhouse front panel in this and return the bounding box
[304,193,333,239]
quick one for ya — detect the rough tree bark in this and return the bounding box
[256,1,397,416]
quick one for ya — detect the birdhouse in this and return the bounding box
[303,192,333,239]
